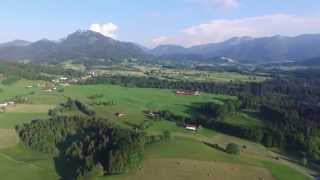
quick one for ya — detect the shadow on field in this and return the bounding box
[54,134,85,180]
[54,154,79,180]
[202,141,226,153]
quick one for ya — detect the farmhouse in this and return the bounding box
[185,124,198,131]
[176,90,200,96]
[60,77,68,81]
[115,112,125,117]
[0,101,15,110]
[8,101,15,105]
[0,102,8,108]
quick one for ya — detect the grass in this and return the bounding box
[6,104,55,113]
[145,137,260,166]
[0,144,58,180]
[0,112,48,129]
[223,112,265,128]
[0,80,312,180]
[263,161,312,180]
[59,84,234,125]
[0,129,18,149]
[101,136,311,180]
[102,158,274,180]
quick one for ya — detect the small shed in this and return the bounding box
[115,112,125,117]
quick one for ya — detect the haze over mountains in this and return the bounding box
[0,30,320,64]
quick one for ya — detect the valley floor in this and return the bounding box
[0,80,314,180]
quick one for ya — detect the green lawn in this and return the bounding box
[0,112,48,129]
[263,160,312,180]
[0,144,58,180]
[223,112,265,128]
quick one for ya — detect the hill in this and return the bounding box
[0,40,30,48]
[0,31,150,63]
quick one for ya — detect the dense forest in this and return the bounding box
[16,99,145,180]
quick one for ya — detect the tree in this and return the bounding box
[225,143,240,155]
[163,130,172,140]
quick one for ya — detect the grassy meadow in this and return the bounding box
[0,79,313,180]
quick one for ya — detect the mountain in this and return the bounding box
[1,32,320,64]
[0,40,30,48]
[150,45,187,56]
[0,30,150,63]
[151,34,320,63]
[284,57,320,67]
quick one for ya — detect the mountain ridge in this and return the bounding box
[1,31,320,64]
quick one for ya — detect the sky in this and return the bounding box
[0,0,320,47]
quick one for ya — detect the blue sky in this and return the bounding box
[1,0,320,47]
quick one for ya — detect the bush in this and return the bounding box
[163,130,172,140]
[225,143,240,155]
[301,157,308,166]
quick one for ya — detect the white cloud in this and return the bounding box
[90,23,118,38]
[151,14,320,47]
[151,36,169,45]
[209,0,239,9]
[195,0,240,10]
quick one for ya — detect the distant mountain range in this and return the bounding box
[151,35,320,63]
[0,40,30,48]
[1,31,320,64]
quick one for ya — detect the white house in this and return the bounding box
[8,101,15,105]
[185,124,197,131]
[0,103,8,108]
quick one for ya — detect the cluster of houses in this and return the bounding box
[24,71,103,93]
[0,101,15,112]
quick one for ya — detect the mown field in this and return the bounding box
[0,80,312,180]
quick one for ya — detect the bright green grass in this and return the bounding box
[0,81,310,180]
[263,161,312,180]
[63,84,233,117]
[0,144,58,180]
[146,121,183,134]
[0,80,36,102]
[145,120,216,138]
[0,112,48,128]
[145,137,260,166]
[145,137,311,180]
[223,112,264,128]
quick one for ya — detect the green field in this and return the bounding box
[0,80,313,180]
[91,65,269,83]
[223,112,265,128]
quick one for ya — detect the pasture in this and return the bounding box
[0,79,313,180]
